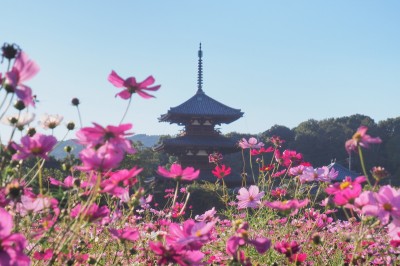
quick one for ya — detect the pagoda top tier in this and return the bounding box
[159,43,244,125]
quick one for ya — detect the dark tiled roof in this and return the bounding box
[328,162,361,181]
[156,134,239,150]
[159,90,243,124]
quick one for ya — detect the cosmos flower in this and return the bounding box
[212,164,231,179]
[39,113,63,130]
[236,185,264,209]
[5,51,39,107]
[108,70,160,99]
[345,126,382,153]
[157,163,200,181]
[12,133,57,160]
[238,137,264,149]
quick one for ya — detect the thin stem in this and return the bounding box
[357,146,371,187]
[75,105,83,128]
[171,181,180,209]
[119,96,132,125]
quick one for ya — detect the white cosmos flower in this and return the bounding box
[39,113,63,130]
[2,113,35,128]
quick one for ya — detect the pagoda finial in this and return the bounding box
[197,43,204,94]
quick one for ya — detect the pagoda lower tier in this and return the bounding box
[154,134,240,181]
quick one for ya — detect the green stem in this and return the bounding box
[171,180,180,209]
[119,96,132,125]
[357,146,371,186]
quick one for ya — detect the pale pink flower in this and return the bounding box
[12,133,57,160]
[5,51,39,107]
[360,185,400,225]
[236,185,265,209]
[108,70,160,99]
[16,195,52,216]
[238,137,264,149]
[70,203,110,224]
[2,112,35,128]
[157,163,200,181]
[345,126,382,153]
[264,199,309,215]
[49,175,76,188]
[39,113,63,130]
[195,207,217,222]
[299,166,338,183]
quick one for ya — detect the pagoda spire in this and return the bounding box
[197,43,204,94]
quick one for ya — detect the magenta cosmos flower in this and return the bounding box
[101,166,142,196]
[238,137,264,149]
[157,163,200,181]
[12,133,57,160]
[108,227,139,242]
[76,122,135,153]
[0,208,30,266]
[108,70,161,99]
[345,126,382,153]
[325,176,366,206]
[236,185,265,209]
[264,199,309,215]
[5,51,39,107]
[212,164,231,179]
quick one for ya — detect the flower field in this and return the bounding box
[0,44,399,265]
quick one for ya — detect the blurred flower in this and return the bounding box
[325,176,366,206]
[212,164,231,179]
[345,126,382,153]
[70,203,110,224]
[299,166,338,183]
[237,185,264,209]
[109,227,139,242]
[5,51,39,107]
[371,166,389,181]
[108,70,160,99]
[1,43,20,61]
[157,163,200,181]
[39,113,63,130]
[250,146,274,155]
[208,152,223,164]
[78,145,124,172]
[264,199,309,216]
[76,122,135,154]
[238,137,264,149]
[195,207,217,222]
[12,133,57,160]
[0,208,30,266]
[2,113,35,128]
[101,167,142,196]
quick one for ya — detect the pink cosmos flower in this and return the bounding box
[345,126,382,153]
[109,227,139,242]
[149,241,204,266]
[157,163,200,181]
[33,249,53,261]
[78,145,124,172]
[226,222,271,257]
[195,207,217,222]
[264,199,309,215]
[299,166,338,183]
[16,195,52,217]
[275,149,303,167]
[325,176,366,206]
[5,51,39,107]
[101,166,142,196]
[49,175,76,188]
[76,122,135,154]
[108,70,160,99]
[166,219,215,250]
[212,164,231,179]
[236,185,265,209]
[12,133,57,160]
[360,185,400,225]
[0,208,30,266]
[250,146,274,155]
[70,203,110,224]
[238,137,264,149]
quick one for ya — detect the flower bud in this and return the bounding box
[64,146,73,153]
[66,121,75,131]
[27,127,36,137]
[1,43,20,60]
[71,98,80,106]
[14,100,25,111]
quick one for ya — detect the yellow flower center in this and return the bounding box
[31,147,42,154]
[352,132,362,143]
[383,203,393,212]
[340,181,351,190]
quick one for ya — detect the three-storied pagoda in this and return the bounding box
[155,44,243,179]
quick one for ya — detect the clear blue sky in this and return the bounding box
[2,1,399,140]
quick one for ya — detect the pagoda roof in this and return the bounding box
[328,162,361,182]
[154,134,239,152]
[159,90,244,124]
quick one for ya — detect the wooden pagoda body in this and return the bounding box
[155,45,243,180]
